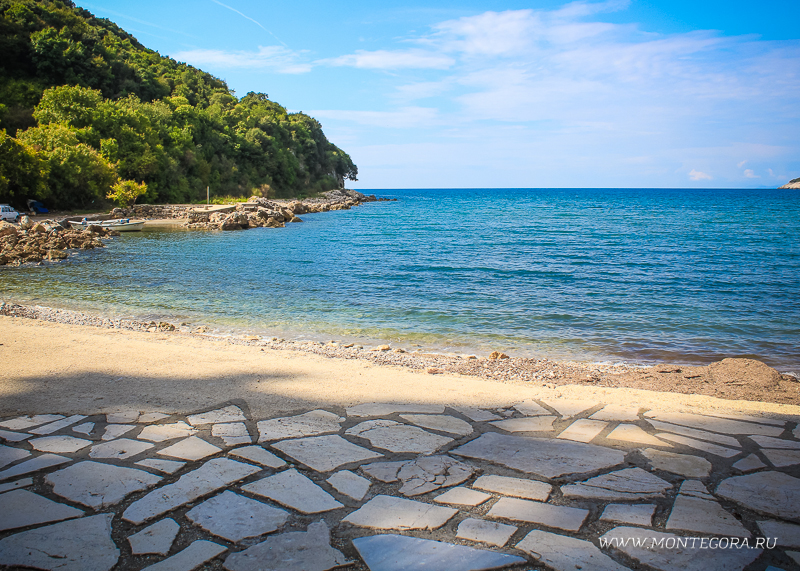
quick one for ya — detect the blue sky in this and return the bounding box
[83,0,800,188]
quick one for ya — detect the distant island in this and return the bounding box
[0,0,357,211]
[778,178,800,189]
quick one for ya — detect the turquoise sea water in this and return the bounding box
[2,188,799,370]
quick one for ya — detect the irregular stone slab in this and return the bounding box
[606,424,671,447]
[362,456,474,496]
[157,436,222,461]
[258,410,344,442]
[28,414,86,435]
[101,424,136,441]
[90,438,154,460]
[542,399,598,418]
[489,416,556,433]
[562,467,672,501]
[0,453,70,481]
[352,533,525,571]
[454,432,625,478]
[0,414,64,431]
[272,434,382,472]
[600,503,656,526]
[136,458,186,474]
[472,474,552,501]
[601,526,761,570]
[513,400,552,416]
[224,521,350,571]
[590,405,641,422]
[129,518,180,555]
[655,433,740,458]
[72,422,94,435]
[647,419,741,447]
[751,435,800,449]
[732,454,766,472]
[699,411,785,427]
[230,445,286,468]
[678,480,713,499]
[242,468,343,514]
[30,435,92,453]
[0,445,30,469]
[757,520,800,548]
[641,448,712,478]
[346,420,453,454]
[188,405,247,426]
[46,460,162,508]
[789,551,800,566]
[400,414,474,436]
[454,407,502,422]
[106,410,141,424]
[212,422,252,446]
[667,483,750,537]
[644,411,783,437]
[488,497,588,531]
[138,421,198,442]
[139,412,170,423]
[0,514,118,571]
[0,477,32,494]
[457,518,518,547]
[435,487,491,506]
[343,495,457,530]
[763,449,800,468]
[187,490,289,542]
[346,403,445,417]
[326,470,370,501]
[0,429,31,442]
[123,458,260,524]
[518,529,627,571]
[143,540,226,571]
[716,471,800,520]
[557,419,607,443]
[0,489,84,531]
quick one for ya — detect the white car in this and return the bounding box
[0,205,20,222]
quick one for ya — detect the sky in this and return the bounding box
[82,0,800,189]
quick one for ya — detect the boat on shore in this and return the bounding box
[69,218,145,232]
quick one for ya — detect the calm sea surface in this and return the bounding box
[2,188,799,370]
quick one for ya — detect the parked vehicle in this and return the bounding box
[26,199,49,214]
[0,205,20,222]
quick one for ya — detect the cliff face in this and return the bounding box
[778,178,800,189]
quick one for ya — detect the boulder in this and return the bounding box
[18,215,32,230]
[489,351,510,360]
[0,222,18,237]
[46,249,68,261]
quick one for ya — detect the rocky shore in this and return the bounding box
[778,177,800,189]
[1,302,797,405]
[0,217,117,266]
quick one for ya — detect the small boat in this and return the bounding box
[69,218,145,232]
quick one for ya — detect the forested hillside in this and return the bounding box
[0,0,357,209]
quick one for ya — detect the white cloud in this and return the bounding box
[173,46,311,73]
[689,169,713,181]
[743,169,759,178]
[325,49,454,70]
[737,160,747,168]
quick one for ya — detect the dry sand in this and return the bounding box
[2,316,799,422]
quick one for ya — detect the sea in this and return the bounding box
[2,188,799,372]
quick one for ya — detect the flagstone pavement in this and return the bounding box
[1,399,799,570]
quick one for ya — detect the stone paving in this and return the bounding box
[0,399,799,570]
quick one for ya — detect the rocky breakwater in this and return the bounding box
[186,189,395,231]
[109,204,190,219]
[0,217,117,266]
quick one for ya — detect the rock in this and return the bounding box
[188,405,247,426]
[28,414,86,434]
[343,495,457,530]
[561,467,672,501]
[427,367,444,374]
[756,520,800,548]
[732,454,766,472]
[434,487,491,506]
[136,458,186,474]
[352,533,525,571]
[90,437,154,460]
[472,474,552,501]
[489,416,557,432]
[371,345,391,351]
[666,481,750,537]
[0,445,30,469]
[0,489,84,531]
[716,471,800,520]
[258,410,343,442]
[187,490,289,542]
[46,461,162,509]
[157,436,222,461]
[453,432,625,478]
[30,435,92,453]
[346,419,453,454]
[641,447,712,478]
[517,529,628,571]
[557,419,607,443]
[143,540,226,571]
[0,514,119,571]
[488,351,509,360]
[18,215,32,230]
[326,470,371,501]
[271,434,383,472]
[138,421,198,442]
[456,518,518,548]
[653,433,740,457]
[362,456,474,496]
[129,518,180,555]
[223,521,350,571]
[0,222,18,237]
[45,248,68,260]
[600,503,656,526]
[399,414,473,436]
[488,497,589,532]
[229,445,286,468]
[606,424,670,447]
[241,468,343,513]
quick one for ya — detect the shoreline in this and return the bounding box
[2,301,798,407]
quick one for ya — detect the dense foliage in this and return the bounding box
[0,0,357,209]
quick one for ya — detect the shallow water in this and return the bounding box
[3,188,799,370]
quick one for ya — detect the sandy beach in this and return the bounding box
[2,312,799,418]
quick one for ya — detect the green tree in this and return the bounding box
[0,129,47,205]
[107,179,147,207]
